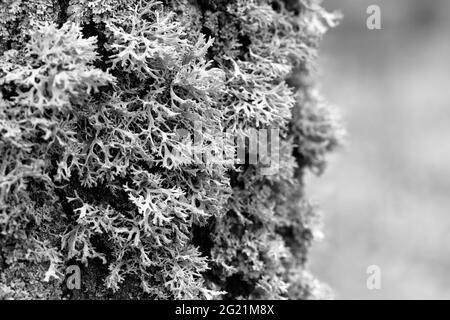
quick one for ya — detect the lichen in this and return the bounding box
[0,0,343,299]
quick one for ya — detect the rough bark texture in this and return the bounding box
[0,0,343,299]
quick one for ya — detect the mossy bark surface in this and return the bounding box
[0,0,343,299]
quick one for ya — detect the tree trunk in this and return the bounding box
[0,0,343,299]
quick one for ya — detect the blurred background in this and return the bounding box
[307,0,450,299]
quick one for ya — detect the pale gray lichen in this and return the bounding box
[0,0,343,299]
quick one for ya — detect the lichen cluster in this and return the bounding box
[0,0,343,299]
